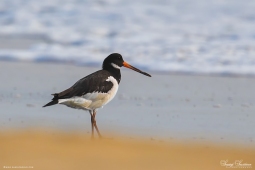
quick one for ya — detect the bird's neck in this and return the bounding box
[104,67,121,84]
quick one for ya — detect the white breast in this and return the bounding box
[58,76,119,111]
[104,76,119,104]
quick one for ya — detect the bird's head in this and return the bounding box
[102,53,151,77]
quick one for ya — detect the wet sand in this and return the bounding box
[1,61,255,145]
[0,131,254,170]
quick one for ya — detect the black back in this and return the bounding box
[43,53,123,107]
[54,70,119,100]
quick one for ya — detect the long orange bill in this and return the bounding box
[123,61,151,77]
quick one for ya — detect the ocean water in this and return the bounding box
[0,0,255,75]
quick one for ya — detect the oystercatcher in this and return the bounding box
[43,53,151,138]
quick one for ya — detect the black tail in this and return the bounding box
[43,100,58,107]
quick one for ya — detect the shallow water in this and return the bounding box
[0,0,255,75]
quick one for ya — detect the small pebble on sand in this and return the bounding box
[213,104,221,108]
[26,104,35,107]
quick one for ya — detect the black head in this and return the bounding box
[102,53,151,77]
[102,53,124,70]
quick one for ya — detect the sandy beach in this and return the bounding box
[0,131,254,170]
[0,61,255,169]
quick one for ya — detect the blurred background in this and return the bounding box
[1,1,255,169]
[0,0,255,75]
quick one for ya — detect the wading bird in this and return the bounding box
[43,53,151,138]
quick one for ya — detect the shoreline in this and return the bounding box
[3,60,255,78]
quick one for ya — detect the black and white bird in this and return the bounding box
[43,53,151,138]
